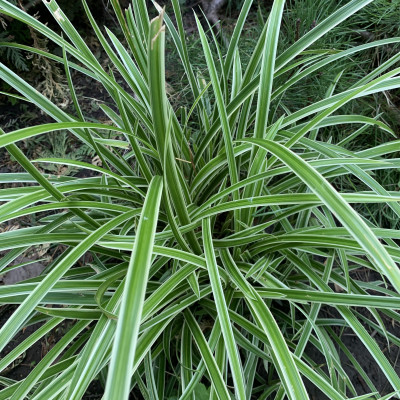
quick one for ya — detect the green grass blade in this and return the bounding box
[220,250,309,400]
[275,0,374,71]
[242,138,400,293]
[184,310,232,400]
[0,209,139,353]
[195,14,239,206]
[202,218,246,399]
[104,176,163,400]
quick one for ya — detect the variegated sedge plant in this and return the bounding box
[0,0,400,399]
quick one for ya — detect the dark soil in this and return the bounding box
[0,306,75,384]
[0,306,44,381]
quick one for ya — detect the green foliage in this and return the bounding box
[0,31,29,71]
[355,0,400,37]
[0,14,30,72]
[31,130,96,175]
[0,0,400,399]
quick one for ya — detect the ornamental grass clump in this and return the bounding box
[1,0,400,399]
